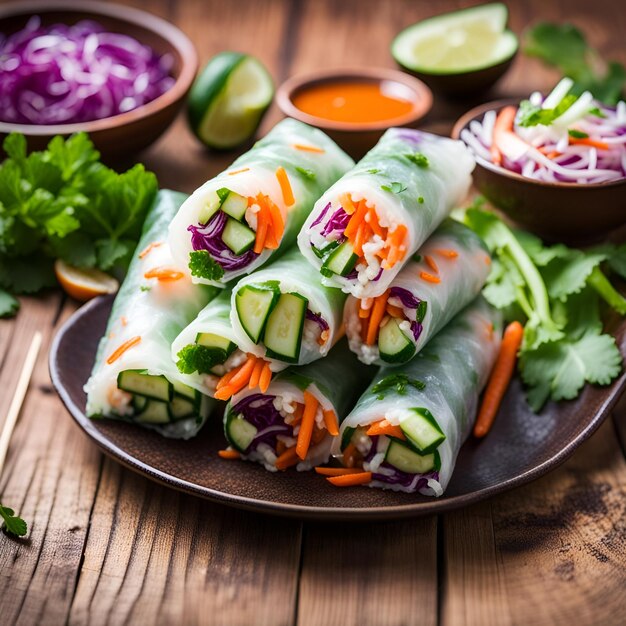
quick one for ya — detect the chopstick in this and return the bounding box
[0,332,43,478]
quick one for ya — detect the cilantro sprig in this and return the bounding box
[0,504,27,537]
[465,201,625,411]
[188,251,225,281]
[381,182,407,194]
[372,374,425,400]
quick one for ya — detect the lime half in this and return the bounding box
[392,3,518,75]
[188,52,274,149]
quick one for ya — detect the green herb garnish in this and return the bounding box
[216,187,230,202]
[568,129,589,139]
[295,167,316,181]
[381,182,407,194]
[0,504,27,537]
[516,95,578,127]
[372,374,425,400]
[176,344,230,375]
[418,196,424,204]
[367,168,380,174]
[188,251,225,281]
[406,152,429,168]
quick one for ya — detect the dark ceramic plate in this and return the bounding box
[50,296,626,521]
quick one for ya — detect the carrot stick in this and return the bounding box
[339,193,357,215]
[424,254,439,274]
[248,358,265,389]
[358,304,371,319]
[434,248,458,259]
[228,168,250,176]
[266,197,285,241]
[293,144,324,153]
[314,467,363,476]
[491,105,517,165]
[254,203,269,254]
[259,362,272,393]
[366,291,389,345]
[275,166,295,206]
[214,384,237,401]
[327,472,372,487]
[474,321,524,438]
[296,390,319,460]
[218,449,241,459]
[353,222,370,257]
[420,271,441,284]
[384,225,407,268]
[291,403,304,426]
[138,241,163,259]
[366,209,384,237]
[275,446,299,470]
[366,419,405,440]
[216,366,239,390]
[322,408,339,436]
[386,304,404,319]
[344,200,368,240]
[144,267,185,281]
[569,137,610,150]
[215,356,257,399]
[106,336,141,364]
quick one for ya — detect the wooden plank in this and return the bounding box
[69,458,302,626]
[442,420,626,626]
[0,298,103,626]
[297,517,439,626]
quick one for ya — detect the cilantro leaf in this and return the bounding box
[406,152,429,167]
[176,345,229,375]
[295,167,316,181]
[568,129,588,139]
[0,289,19,318]
[0,255,56,294]
[381,182,407,194]
[367,168,380,174]
[542,249,606,301]
[516,94,577,127]
[188,251,225,281]
[372,374,425,400]
[0,504,27,537]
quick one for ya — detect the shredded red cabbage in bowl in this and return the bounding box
[0,16,175,125]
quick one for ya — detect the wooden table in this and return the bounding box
[2,1,626,624]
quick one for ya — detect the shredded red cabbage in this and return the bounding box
[311,202,331,228]
[320,207,350,237]
[305,309,329,332]
[0,17,174,125]
[188,211,259,271]
[230,394,292,453]
[389,286,421,309]
[410,321,423,341]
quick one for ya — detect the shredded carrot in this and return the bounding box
[424,254,439,274]
[327,472,372,487]
[144,267,185,281]
[474,321,524,438]
[386,304,404,319]
[266,196,285,241]
[215,355,257,400]
[375,247,389,260]
[276,440,287,456]
[317,329,330,346]
[138,241,162,259]
[214,384,236,401]
[339,193,357,215]
[275,166,295,207]
[384,225,407,268]
[366,290,389,345]
[342,443,357,468]
[322,408,339,436]
[344,200,368,240]
[420,271,441,284]
[314,467,362,476]
[366,419,405,440]
[216,367,238,390]
[312,426,327,445]
[491,106,517,165]
[254,203,270,254]
[120,316,128,327]
[353,221,370,257]
[228,168,250,176]
[435,248,458,259]
[291,403,304,426]
[259,361,272,393]
[296,390,319,460]
[249,358,265,389]
[358,303,371,319]
[218,449,241,460]
[293,143,325,153]
[366,208,384,237]
[569,137,610,150]
[275,446,299,470]
[107,336,141,364]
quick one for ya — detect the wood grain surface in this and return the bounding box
[1,1,625,625]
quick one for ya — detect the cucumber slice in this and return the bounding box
[135,400,170,424]
[378,318,416,364]
[222,218,256,255]
[235,283,280,343]
[132,395,148,413]
[219,190,248,221]
[169,396,196,421]
[188,52,274,150]
[117,370,172,402]
[196,332,236,354]
[385,439,436,474]
[416,300,428,323]
[263,293,308,363]
[400,408,446,454]
[391,3,518,74]
[198,195,221,225]
[321,241,359,277]
[171,380,199,403]
[225,412,258,453]
[312,240,339,260]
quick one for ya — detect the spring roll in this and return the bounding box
[334,297,501,495]
[298,128,474,298]
[345,219,491,365]
[85,190,218,439]
[223,340,375,471]
[168,119,354,286]
[229,248,347,373]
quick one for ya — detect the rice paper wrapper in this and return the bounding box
[345,219,491,365]
[85,190,219,439]
[168,118,354,286]
[338,296,502,496]
[230,248,348,369]
[298,128,475,298]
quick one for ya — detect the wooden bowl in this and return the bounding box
[0,0,197,160]
[276,68,433,159]
[452,100,626,244]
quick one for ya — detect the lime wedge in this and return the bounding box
[188,52,274,149]
[391,3,518,74]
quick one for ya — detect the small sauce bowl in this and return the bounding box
[277,68,433,158]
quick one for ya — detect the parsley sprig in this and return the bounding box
[372,374,425,400]
[0,504,27,537]
[188,251,225,281]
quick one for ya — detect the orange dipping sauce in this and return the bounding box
[292,80,415,124]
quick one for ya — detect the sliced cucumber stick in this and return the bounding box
[222,218,256,255]
[226,412,258,453]
[196,332,236,353]
[135,400,170,424]
[118,370,172,402]
[219,190,248,220]
[263,292,308,362]
[321,241,359,277]
[400,408,445,454]
[385,439,437,474]
[378,318,415,363]
[235,284,280,343]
